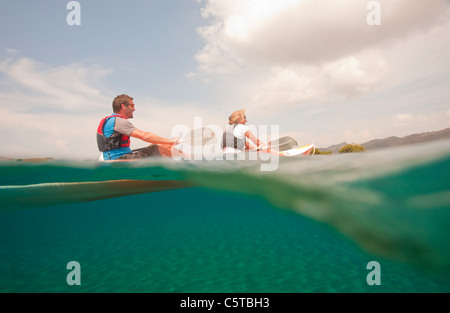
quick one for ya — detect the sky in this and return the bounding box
[0,0,449,159]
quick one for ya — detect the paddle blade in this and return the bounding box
[182,127,217,146]
[268,136,298,151]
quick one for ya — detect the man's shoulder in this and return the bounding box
[113,116,136,135]
[114,115,134,125]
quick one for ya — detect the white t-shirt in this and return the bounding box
[223,124,250,153]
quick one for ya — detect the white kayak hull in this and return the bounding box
[281,144,316,157]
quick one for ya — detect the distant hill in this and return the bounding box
[321,142,348,154]
[321,127,450,153]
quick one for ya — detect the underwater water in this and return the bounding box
[1,140,450,292]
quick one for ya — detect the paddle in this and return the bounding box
[267,136,298,152]
[176,127,217,146]
[172,127,217,159]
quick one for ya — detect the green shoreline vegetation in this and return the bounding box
[313,144,365,155]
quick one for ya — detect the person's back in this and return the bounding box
[97,113,136,160]
[222,123,248,153]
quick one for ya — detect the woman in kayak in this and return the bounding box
[221,109,281,155]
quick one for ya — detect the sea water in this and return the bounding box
[0,140,449,292]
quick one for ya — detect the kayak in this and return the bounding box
[99,143,316,161]
[281,144,316,157]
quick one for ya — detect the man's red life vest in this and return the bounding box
[96,114,131,152]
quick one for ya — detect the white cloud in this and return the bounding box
[194,0,450,112]
[0,55,113,158]
[249,50,388,110]
[0,107,100,159]
[203,0,300,42]
[393,111,450,131]
[198,0,449,67]
[0,55,111,113]
[195,43,243,74]
[394,113,414,127]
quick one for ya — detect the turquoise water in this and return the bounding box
[1,140,450,292]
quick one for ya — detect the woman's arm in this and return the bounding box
[245,131,264,149]
[245,131,282,155]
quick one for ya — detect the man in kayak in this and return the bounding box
[222,109,281,155]
[97,94,184,160]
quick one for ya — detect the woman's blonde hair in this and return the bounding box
[228,109,246,125]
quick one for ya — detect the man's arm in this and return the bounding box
[130,129,178,145]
